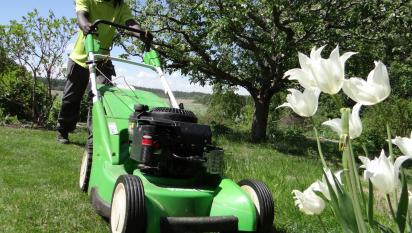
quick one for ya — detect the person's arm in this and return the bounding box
[125,19,153,43]
[77,11,92,35]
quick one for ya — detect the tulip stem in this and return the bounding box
[331,94,343,109]
[386,124,399,207]
[317,215,328,233]
[386,123,394,163]
[386,194,396,221]
[313,126,328,169]
[341,108,368,233]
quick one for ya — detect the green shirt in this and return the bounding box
[69,0,134,68]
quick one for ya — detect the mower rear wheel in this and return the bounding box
[238,179,274,233]
[110,175,146,233]
[79,150,92,192]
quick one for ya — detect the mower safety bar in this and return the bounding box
[160,216,238,233]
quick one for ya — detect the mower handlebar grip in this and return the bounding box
[90,19,146,35]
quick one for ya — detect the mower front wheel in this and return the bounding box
[79,150,92,192]
[238,179,274,233]
[110,175,146,233]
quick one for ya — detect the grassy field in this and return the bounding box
[0,126,395,232]
[0,127,109,232]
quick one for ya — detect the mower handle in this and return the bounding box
[90,19,152,51]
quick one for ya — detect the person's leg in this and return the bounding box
[57,59,89,143]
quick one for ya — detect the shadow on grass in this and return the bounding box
[211,124,345,165]
[273,226,288,233]
[70,141,86,148]
[272,134,342,163]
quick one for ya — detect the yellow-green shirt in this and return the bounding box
[69,0,134,68]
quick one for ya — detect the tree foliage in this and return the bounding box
[205,85,247,125]
[0,9,76,125]
[131,0,411,141]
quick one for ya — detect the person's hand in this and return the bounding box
[79,21,93,35]
[77,11,93,35]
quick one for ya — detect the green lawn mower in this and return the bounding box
[79,20,274,233]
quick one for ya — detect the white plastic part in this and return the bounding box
[111,183,127,233]
[240,185,261,214]
[79,150,89,189]
[88,52,99,103]
[155,67,179,108]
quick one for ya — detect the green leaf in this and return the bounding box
[396,171,408,233]
[324,170,358,233]
[367,179,375,228]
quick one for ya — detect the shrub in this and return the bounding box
[360,96,412,152]
[0,68,48,123]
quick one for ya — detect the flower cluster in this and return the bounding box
[281,45,412,231]
[279,45,391,139]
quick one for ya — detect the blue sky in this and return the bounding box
[1,1,248,95]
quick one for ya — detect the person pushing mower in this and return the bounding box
[57,0,152,144]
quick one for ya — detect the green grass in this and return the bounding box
[215,135,341,233]
[0,126,397,232]
[0,127,109,232]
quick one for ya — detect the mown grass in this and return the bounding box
[0,126,397,232]
[215,134,341,233]
[0,127,109,232]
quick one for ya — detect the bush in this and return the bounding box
[0,68,48,123]
[359,96,412,152]
[0,107,20,126]
[203,85,248,127]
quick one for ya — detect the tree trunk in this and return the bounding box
[31,74,37,123]
[251,95,271,142]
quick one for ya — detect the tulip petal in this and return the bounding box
[343,62,390,105]
[340,52,357,64]
[292,187,325,215]
[322,118,343,137]
[278,88,320,117]
[394,155,411,181]
[391,134,412,157]
[349,103,363,139]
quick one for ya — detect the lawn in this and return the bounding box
[0,127,109,232]
[0,126,394,232]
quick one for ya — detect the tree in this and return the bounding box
[131,0,410,142]
[206,84,246,125]
[1,10,76,124]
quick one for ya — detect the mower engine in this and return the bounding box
[129,105,224,178]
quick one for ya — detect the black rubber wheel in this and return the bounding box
[110,175,146,233]
[79,150,92,192]
[238,179,275,233]
[150,107,198,123]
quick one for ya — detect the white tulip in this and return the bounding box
[310,169,343,201]
[342,61,391,105]
[308,46,356,94]
[359,150,410,194]
[322,103,363,139]
[391,131,412,157]
[292,186,325,215]
[284,46,356,95]
[283,52,318,90]
[277,88,321,117]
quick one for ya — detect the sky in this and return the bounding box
[1,1,252,94]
